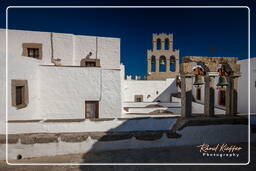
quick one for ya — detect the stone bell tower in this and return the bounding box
[147,33,180,80]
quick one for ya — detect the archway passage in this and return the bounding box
[159,56,166,72]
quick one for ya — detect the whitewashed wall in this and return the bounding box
[39,66,121,119]
[123,78,177,102]
[0,31,6,133]
[3,29,120,69]
[238,58,256,113]
[0,29,122,121]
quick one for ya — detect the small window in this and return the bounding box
[135,95,143,102]
[218,90,226,106]
[80,59,100,67]
[85,101,99,118]
[22,43,42,59]
[85,61,96,67]
[16,86,24,105]
[27,48,39,58]
[11,80,28,109]
[196,88,201,100]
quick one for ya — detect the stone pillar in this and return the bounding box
[230,77,238,115]
[181,75,192,117]
[166,59,170,72]
[169,40,173,50]
[156,57,159,72]
[175,59,179,73]
[147,59,151,73]
[161,40,165,50]
[204,76,215,117]
[153,41,156,50]
[225,76,237,116]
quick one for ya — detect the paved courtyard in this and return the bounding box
[0,142,255,171]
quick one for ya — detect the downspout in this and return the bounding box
[97,36,103,101]
[51,32,54,60]
[96,37,98,59]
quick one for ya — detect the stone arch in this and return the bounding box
[164,38,169,50]
[170,56,176,72]
[157,38,161,50]
[159,55,166,72]
[151,55,156,72]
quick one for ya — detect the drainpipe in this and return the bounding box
[51,32,54,60]
[96,37,98,59]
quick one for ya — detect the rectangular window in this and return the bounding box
[11,80,28,109]
[22,43,42,59]
[134,95,143,102]
[85,101,99,118]
[27,48,39,58]
[16,86,24,105]
[85,61,96,67]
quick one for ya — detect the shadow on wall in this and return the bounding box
[153,80,177,102]
[78,118,183,164]
[77,116,248,165]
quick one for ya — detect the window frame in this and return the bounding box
[11,80,29,109]
[22,43,42,60]
[85,101,99,119]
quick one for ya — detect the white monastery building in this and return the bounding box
[0,29,122,121]
[0,29,254,124]
[0,29,254,160]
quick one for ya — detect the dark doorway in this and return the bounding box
[218,90,226,106]
[85,101,99,118]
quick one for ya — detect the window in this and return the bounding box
[85,61,96,67]
[134,95,143,102]
[16,86,24,105]
[22,43,42,59]
[218,90,226,106]
[27,48,39,58]
[85,101,99,118]
[196,88,201,100]
[80,59,100,67]
[11,80,28,109]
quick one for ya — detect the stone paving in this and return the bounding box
[0,142,254,171]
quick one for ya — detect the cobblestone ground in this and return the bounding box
[0,142,255,171]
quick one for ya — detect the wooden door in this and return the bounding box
[85,101,99,118]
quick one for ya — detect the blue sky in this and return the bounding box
[1,6,252,77]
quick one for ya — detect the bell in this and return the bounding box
[193,75,204,87]
[160,59,166,65]
[216,76,229,88]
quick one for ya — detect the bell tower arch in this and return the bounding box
[147,33,179,80]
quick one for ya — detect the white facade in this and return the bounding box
[123,78,177,103]
[238,58,256,114]
[0,29,122,121]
